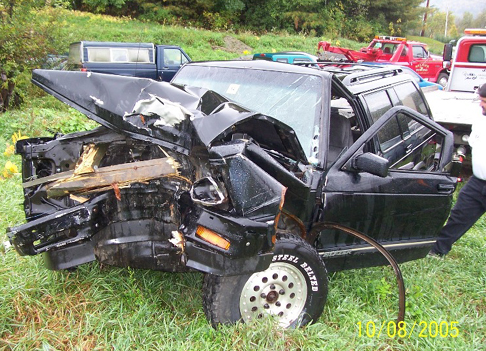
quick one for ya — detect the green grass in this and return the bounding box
[1,195,485,350]
[1,8,485,351]
[54,9,328,60]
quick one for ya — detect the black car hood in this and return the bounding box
[32,69,307,162]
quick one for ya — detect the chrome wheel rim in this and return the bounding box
[239,262,307,327]
[438,76,448,87]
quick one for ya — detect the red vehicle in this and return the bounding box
[317,36,448,85]
[442,28,486,92]
[425,29,486,154]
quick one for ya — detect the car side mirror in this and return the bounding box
[352,152,389,177]
[443,44,453,61]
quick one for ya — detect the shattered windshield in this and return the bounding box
[172,66,323,162]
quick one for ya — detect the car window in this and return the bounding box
[164,48,188,65]
[381,44,396,54]
[363,83,430,123]
[111,49,128,62]
[86,47,154,64]
[376,113,443,171]
[172,65,323,162]
[363,90,393,123]
[393,82,429,116]
[294,58,311,63]
[362,86,442,172]
[412,46,428,59]
[370,41,382,49]
[468,44,486,63]
[87,48,111,62]
[127,48,152,63]
[376,114,403,151]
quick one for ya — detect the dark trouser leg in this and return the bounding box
[433,176,486,255]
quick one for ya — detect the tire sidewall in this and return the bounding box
[203,234,328,328]
[268,234,328,327]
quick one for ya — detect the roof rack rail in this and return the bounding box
[342,66,403,85]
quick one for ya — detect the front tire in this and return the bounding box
[202,234,328,328]
[437,72,449,87]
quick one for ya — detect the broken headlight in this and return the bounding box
[190,177,226,206]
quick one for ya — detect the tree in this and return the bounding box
[472,9,486,29]
[426,10,456,39]
[456,11,474,34]
[81,0,126,14]
[0,1,64,112]
[367,0,423,35]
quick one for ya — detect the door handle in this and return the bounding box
[437,183,455,192]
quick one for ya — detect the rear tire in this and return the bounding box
[202,234,328,328]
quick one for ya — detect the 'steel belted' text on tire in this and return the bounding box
[202,233,328,328]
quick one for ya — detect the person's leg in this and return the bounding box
[432,176,486,255]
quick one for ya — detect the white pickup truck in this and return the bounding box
[425,89,480,153]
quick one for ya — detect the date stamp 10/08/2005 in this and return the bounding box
[357,321,459,339]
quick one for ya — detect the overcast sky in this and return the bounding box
[425,0,486,18]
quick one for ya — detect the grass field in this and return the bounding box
[1,8,485,351]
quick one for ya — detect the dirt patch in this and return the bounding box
[212,36,253,55]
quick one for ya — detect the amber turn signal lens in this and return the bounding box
[196,226,230,250]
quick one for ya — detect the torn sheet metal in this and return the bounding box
[31,70,305,162]
[32,69,199,154]
[126,95,192,127]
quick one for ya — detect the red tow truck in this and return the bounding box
[442,28,486,93]
[425,29,486,156]
[317,36,449,85]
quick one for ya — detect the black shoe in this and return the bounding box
[427,250,444,259]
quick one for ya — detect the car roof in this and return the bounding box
[71,41,155,49]
[183,59,332,77]
[180,60,415,95]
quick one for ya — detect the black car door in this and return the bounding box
[317,106,456,267]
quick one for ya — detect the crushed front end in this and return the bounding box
[7,70,310,276]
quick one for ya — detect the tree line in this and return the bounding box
[72,1,486,41]
[73,0,425,41]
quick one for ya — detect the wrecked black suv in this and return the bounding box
[7,60,458,328]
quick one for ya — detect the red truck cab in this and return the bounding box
[425,29,486,155]
[365,36,446,83]
[443,29,486,92]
